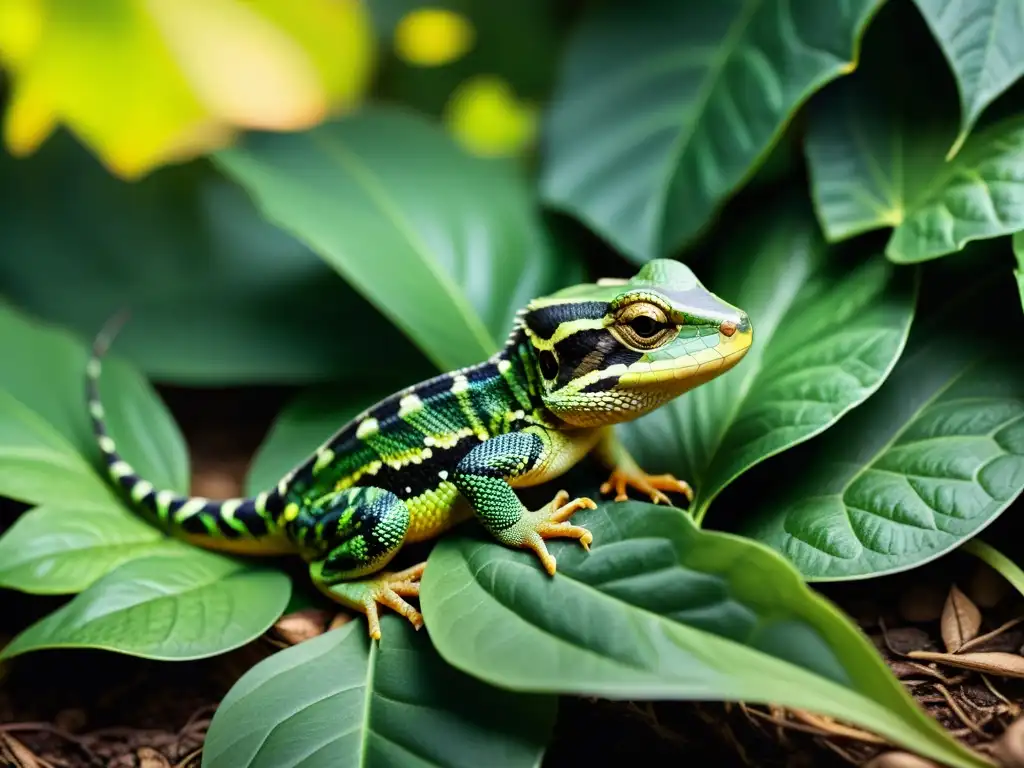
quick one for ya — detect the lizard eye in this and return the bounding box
[615,301,676,349]
[538,350,559,379]
[629,315,660,338]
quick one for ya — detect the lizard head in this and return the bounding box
[518,259,753,428]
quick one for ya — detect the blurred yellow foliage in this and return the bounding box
[444,75,536,157]
[0,0,376,179]
[393,8,474,67]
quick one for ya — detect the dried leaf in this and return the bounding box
[791,709,887,744]
[942,585,982,652]
[0,733,41,768]
[864,752,939,768]
[907,650,1024,679]
[986,714,1024,767]
[272,608,329,645]
[137,747,170,768]
[884,626,935,655]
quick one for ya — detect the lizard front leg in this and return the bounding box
[289,486,424,640]
[453,430,596,575]
[594,427,694,505]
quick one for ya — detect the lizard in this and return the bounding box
[85,258,753,639]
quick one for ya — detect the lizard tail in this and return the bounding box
[86,313,289,554]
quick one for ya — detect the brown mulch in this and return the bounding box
[2,384,1024,767]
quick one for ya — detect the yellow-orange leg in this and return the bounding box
[506,490,596,576]
[319,561,426,640]
[600,468,694,505]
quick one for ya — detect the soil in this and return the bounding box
[2,385,1023,767]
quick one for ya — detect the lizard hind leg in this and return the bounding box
[293,486,423,640]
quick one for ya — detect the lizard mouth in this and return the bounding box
[616,325,753,390]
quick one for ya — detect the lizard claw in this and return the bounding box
[601,468,694,506]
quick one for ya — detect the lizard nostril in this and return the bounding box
[719,321,737,337]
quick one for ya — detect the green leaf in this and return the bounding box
[0,131,431,386]
[741,273,1024,579]
[539,0,882,263]
[804,2,1024,262]
[216,107,573,371]
[0,300,186,502]
[1015,231,1024,310]
[202,616,556,768]
[885,116,1024,263]
[963,539,1024,599]
[421,504,985,768]
[246,386,386,496]
[0,502,190,594]
[912,0,1024,158]
[0,551,290,661]
[0,388,110,506]
[617,202,917,520]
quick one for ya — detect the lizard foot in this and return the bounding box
[601,467,694,505]
[497,490,596,576]
[321,561,426,640]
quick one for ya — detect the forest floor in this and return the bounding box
[1,385,1022,768]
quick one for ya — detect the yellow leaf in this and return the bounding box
[443,75,537,157]
[0,0,43,68]
[147,0,326,130]
[248,0,375,111]
[394,8,474,67]
[0,0,376,178]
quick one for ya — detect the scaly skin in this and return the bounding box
[86,259,753,639]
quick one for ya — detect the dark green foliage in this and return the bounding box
[2,1,1023,766]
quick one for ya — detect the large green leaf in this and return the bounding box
[0,551,290,661]
[804,1,1024,262]
[0,131,430,386]
[202,616,556,768]
[0,388,110,506]
[421,504,985,768]
[216,107,575,371]
[0,300,186,502]
[0,503,190,594]
[742,271,1024,579]
[539,0,882,263]
[618,203,917,521]
[245,386,386,496]
[913,0,1024,157]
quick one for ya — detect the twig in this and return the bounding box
[959,617,1024,654]
[934,684,991,739]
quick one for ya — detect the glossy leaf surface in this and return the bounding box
[0,300,185,502]
[202,616,556,768]
[0,503,190,594]
[743,275,1024,579]
[421,504,985,768]
[912,0,1024,156]
[805,3,1024,262]
[540,0,881,262]
[0,552,290,661]
[217,107,574,371]
[618,204,917,520]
